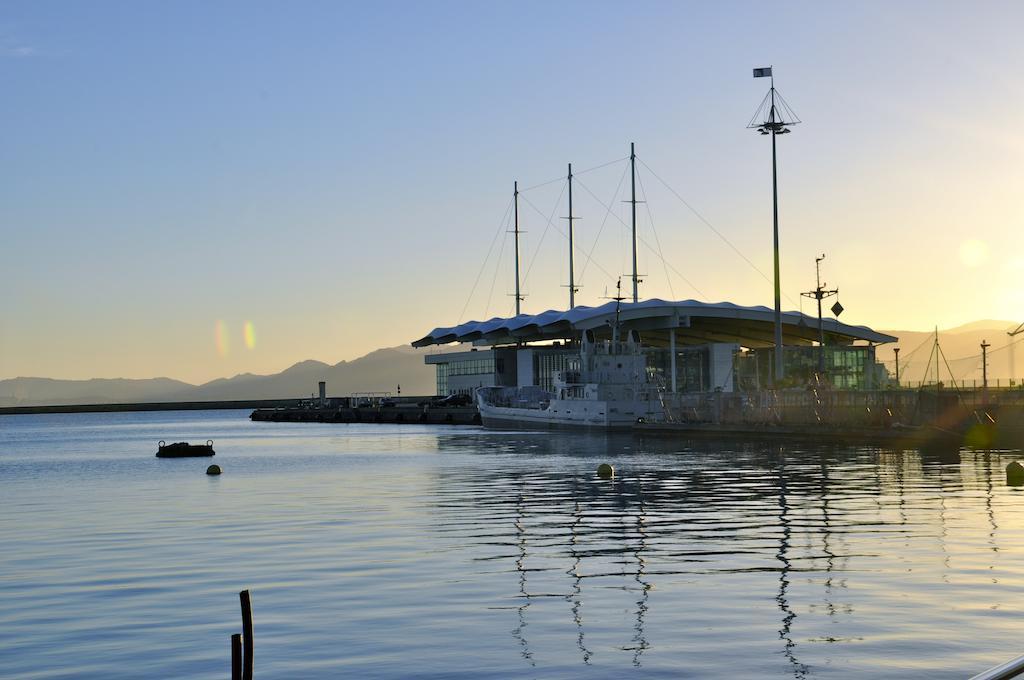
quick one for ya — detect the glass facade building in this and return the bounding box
[734,345,880,390]
[427,343,886,396]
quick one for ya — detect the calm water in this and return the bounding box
[2,410,1023,679]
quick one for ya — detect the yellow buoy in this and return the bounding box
[206,464,222,476]
[597,463,614,479]
[1007,461,1024,487]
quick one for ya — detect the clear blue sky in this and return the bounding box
[2,1,1022,383]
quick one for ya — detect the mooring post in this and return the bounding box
[231,634,242,680]
[240,590,254,680]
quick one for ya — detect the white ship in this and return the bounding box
[475,327,664,430]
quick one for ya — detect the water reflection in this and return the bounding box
[429,432,1022,676]
[775,455,808,678]
[568,499,593,665]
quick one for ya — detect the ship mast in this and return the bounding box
[513,181,522,316]
[563,163,579,309]
[630,142,639,303]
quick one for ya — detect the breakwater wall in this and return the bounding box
[0,398,302,416]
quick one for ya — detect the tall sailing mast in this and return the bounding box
[563,163,579,308]
[630,142,640,304]
[513,181,522,316]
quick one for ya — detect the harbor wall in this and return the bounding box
[663,388,1024,427]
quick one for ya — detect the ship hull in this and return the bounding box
[477,395,659,431]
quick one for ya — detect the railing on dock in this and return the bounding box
[969,653,1024,680]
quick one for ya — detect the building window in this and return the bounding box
[535,351,579,392]
[447,357,495,377]
[436,363,449,396]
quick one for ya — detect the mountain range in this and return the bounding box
[874,319,1023,388]
[3,320,1022,407]
[0,345,445,407]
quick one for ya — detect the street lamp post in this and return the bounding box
[750,67,800,386]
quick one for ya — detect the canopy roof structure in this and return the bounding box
[412,299,896,349]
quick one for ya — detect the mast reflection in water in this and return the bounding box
[428,431,1021,678]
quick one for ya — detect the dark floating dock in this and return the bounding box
[250,405,480,426]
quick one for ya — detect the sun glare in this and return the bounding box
[959,239,989,267]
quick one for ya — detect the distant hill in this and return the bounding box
[0,377,194,407]
[0,346,446,407]
[876,320,1023,386]
[5,322,1024,407]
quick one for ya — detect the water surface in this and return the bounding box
[2,410,1023,678]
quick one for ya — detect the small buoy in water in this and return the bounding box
[597,463,614,479]
[1007,461,1024,486]
[206,464,222,476]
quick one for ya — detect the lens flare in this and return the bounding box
[244,321,256,350]
[215,320,230,356]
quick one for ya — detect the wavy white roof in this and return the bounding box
[412,298,896,348]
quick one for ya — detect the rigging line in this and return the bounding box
[574,175,706,299]
[579,161,629,282]
[635,166,676,300]
[893,333,937,376]
[483,212,510,319]
[575,155,629,177]
[636,157,800,307]
[920,340,938,385]
[520,191,618,283]
[970,334,1024,356]
[520,174,568,192]
[983,340,1020,355]
[519,183,567,288]
[938,343,963,393]
[519,156,629,193]
[458,197,515,324]
[933,334,1024,365]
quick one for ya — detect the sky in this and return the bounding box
[2,1,1023,384]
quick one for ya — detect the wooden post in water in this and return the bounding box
[231,634,242,680]
[240,590,254,680]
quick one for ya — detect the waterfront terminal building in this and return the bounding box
[413,299,897,396]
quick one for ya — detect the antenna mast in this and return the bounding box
[750,66,800,386]
[800,254,839,377]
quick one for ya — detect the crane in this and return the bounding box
[1009,322,1024,383]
